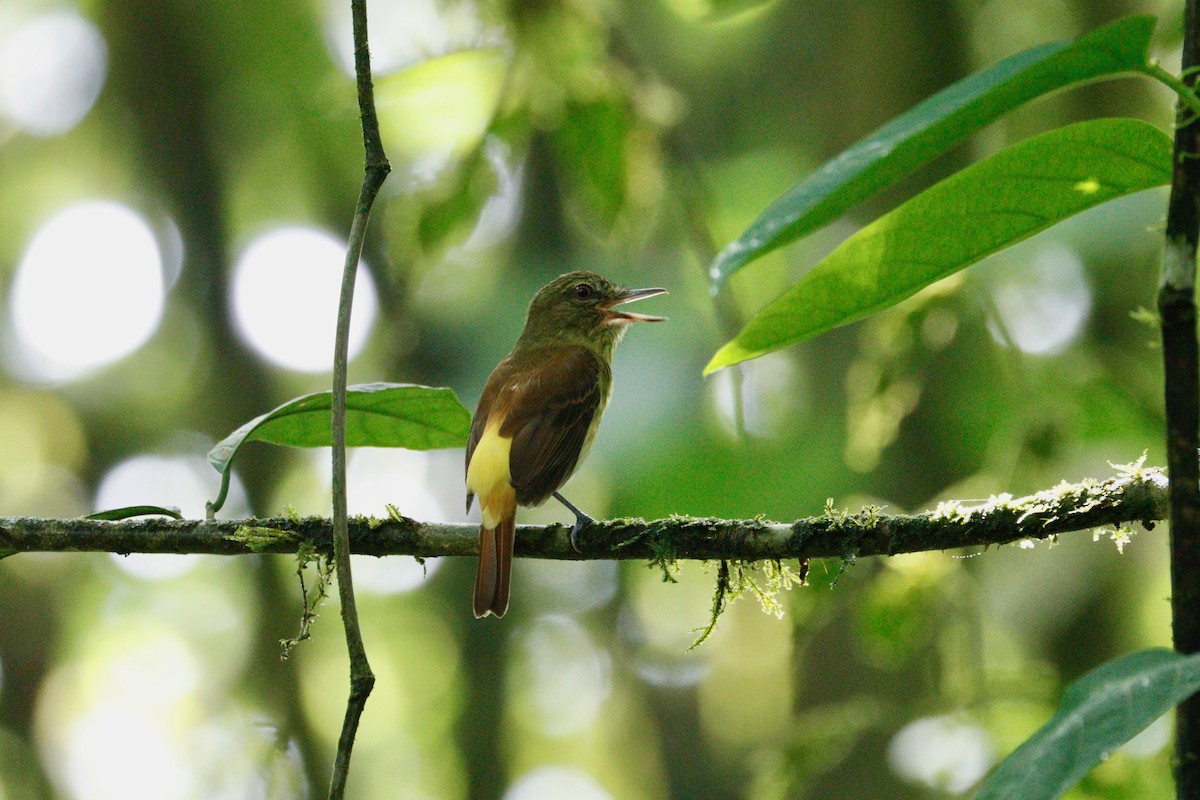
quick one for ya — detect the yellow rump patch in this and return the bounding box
[466,418,514,528]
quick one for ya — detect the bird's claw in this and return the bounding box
[568,513,594,553]
[554,491,593,553]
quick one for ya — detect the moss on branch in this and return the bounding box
[0,465,1169,561]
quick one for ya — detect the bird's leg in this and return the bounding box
[553,491,594,552]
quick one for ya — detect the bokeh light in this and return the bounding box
[887,715,995,794]
[322,0,506,76]
[37,623,201,799]
[709,353,806,438]
[94,451,245,520]
[510,615,611,738]
[620,569,716,687]
[269,447,457,594]
[518,559,618,614]
[231,227,377,373]
[8,201,166,383]
[347,447,460,521]
[985,242,1091,355]
[95,452,247,580]
[374,48,508,177]
[0,10,107,137]
[59,682,193,797]
[448,136,523,256]
[352,552,443,595]
[347,447,457,594]
[1123,713,1171,759]
[324,0,509,180]
[35,616,296,800]
[505,766,613,800]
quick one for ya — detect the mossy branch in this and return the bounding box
[0,466,1168,560]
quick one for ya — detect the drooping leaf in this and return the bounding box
[207,383,471,512]
[975,648,1200,800]
[708,14,1157,287]
[209,382,471,473]
[87,505,184,521]
[705,118,1171,374]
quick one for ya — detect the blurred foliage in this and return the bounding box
[0,0,1186,798]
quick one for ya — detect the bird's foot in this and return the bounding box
[553,491,594,553]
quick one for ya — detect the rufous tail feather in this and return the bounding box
[473,512,516,618]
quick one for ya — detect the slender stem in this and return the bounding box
[1145,62,1200,122]
[1162,3,1200,796]
[327,0,389,798]
[206,467,231,518]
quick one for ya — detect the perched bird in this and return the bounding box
[465,271,666,618]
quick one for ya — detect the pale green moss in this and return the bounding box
[688,557,810,651]
[228,525,299,553]
[280,542,335,659]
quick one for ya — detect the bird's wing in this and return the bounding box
[500,346,605,507]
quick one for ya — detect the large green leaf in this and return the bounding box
[708,15,1157,288]
[208,382,471,473]
[975,648,1200,800]
[207,383,471,512]
[705,118,1172,374]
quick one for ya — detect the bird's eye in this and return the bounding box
[573,283,594,300]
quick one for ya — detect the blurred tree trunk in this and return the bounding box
[99,0,275,503]
[456,615,510,800]
[247,558,330,794]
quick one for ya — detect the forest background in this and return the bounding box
[0,0,1184,798]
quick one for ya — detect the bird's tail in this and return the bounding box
[473,510,516,618]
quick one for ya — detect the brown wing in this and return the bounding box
[501,346,604,507]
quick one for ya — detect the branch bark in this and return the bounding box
[0,468,1166,560]
[1163,2,1200,794]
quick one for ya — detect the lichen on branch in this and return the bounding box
[0,463,1168,562]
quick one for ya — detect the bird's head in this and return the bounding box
[518,271,667,353]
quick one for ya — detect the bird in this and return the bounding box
[465,271,666,618]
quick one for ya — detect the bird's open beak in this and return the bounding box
[601,287,668,324]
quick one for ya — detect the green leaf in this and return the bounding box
[708,14,1157,287]
[87,505,184,521]
[206,383,471,513]
[705,118,1172,374]
[208,383,471,475]
[975,648,1200,800]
